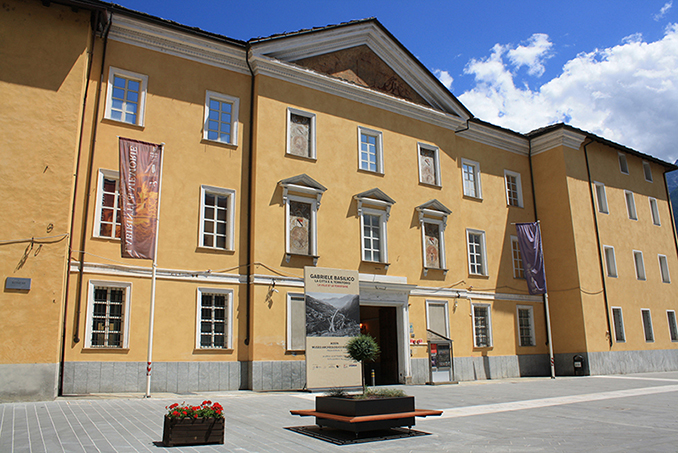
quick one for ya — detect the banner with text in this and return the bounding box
[119,137,162,260]
[304,267,361,390]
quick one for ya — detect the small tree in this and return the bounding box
[346,334,380,394]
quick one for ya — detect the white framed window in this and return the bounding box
[426,300,450,338]
[418,143,441,186]
[625,190,637,220]
[356,189,394,266]
[462,158,482,199]
[604,246,617,278]
[504,170,523,207]
[517,305,535,347]
[467,229,488,276]
[658,254,671,283]
[104,67,148,126]
[287,293,306,351]
[618,153,629,174]
[84,280,131,349]
[203,91,239,145]
[643,161,653,182]
[94,169,121,239]
[667,310,678,342]
[280,175,326,262]
[196,288,233,349]
[287,108,316,159]
[641,308,654,342]
[612,307,626,342]
[511,236,525,279]
[199,185,235,251]
[594,182,608,214]
[649,198,661,226]
[472,303,492,348]
[358,127,384,173]
[633,250,646,280]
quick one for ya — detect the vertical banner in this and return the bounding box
[119,138,162,260]
[304,267,362,390]
[515,222,547,295]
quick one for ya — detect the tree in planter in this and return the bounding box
[346,334,380,394]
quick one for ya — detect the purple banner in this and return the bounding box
[515,222,547,295]
[119,138,162,260]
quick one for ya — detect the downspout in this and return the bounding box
[527,139,550,345]
[59,9,110,396]
[244,43,256,347]
[72,11,112,345]
[583,139,613,347]
[663,171,678,258]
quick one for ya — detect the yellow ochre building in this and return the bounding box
[2,0,677,401]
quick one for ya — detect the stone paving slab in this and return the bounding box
[1,371,677,452]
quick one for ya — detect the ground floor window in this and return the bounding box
[641,309,654,342]
[287,293,306,351]
[85,280,131,349]
[612,307,626,342]
[197,288,233,349]
[667,310,678,342]
[517,306,535,346]
[472,303,492,347]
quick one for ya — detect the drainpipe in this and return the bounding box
[527,139,551,346]
[662,171,678,258]
[59,9,111,396]
[71,12,112,346]
[583,139,613,347]
[244,43,256,347]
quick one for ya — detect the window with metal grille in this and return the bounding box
[517,307,535,346]
[200,292,228,348]
[473,304,491,347]
[91,286,125,348]
[612,307,625,342]
[667,311,678,342]
[642,309,654,342]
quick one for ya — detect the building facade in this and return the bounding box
[1,0,677,401]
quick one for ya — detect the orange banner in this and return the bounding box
[119,138,162,260]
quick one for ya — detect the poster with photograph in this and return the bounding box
[304,267,361,390]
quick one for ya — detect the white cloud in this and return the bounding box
[459,25,678,163]
[507,33,553,77]
[654,1,673,21]
[433,69,454,90]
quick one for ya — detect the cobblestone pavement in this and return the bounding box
[2,371,677,452]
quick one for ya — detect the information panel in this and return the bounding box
[304,267,361,390]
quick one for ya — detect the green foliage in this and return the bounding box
[326,387,348,397]
[345,334,380,363]
[165,400,224,419]
[365,388,407,398]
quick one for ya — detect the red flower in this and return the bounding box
[172,411,179,416]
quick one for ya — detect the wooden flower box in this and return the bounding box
[313,396,416,433]
[162,416,225,447]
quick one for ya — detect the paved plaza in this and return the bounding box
[1,371,677,452]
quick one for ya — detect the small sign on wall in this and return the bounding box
[6,277,31,291]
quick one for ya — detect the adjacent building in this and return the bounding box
[1,0,677,401]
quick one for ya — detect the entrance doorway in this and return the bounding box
[359,306,399,385]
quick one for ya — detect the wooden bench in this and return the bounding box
[290,408,443,433]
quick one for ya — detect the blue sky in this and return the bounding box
[116,1,678,163]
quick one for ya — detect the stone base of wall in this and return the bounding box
[249,360,306,391]
[61,361,245,395]
[0,363,59,402]
[562,349,678,376]
[411,354,551,384]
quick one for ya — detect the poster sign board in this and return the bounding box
[304,267,361,390]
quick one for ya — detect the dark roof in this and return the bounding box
[528,123,678,171]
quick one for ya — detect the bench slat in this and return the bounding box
[290,409,442,423]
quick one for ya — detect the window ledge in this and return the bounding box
[462,194,483,201]
[285,153,317,162]
[197,246,234,254]
[362,260,390,269]
[193,348,234,354]
[286,253,319,265]
[102,117,144,130]
[358,168,384,176]
[200,138,238,149]
[82,347,130,353]
[424,267,448,276]
[419,181,442,189]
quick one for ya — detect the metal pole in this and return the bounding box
[145,144,164,398]
[544,293,555,379]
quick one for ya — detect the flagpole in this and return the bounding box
[145,144,164,398]
[544,292,555,379]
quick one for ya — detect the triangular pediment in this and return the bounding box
[415,199,451,216]
[355,188,395,205]
[250,19,471,119]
